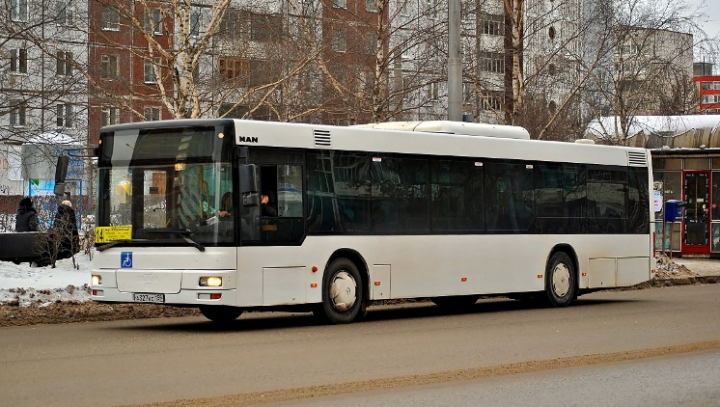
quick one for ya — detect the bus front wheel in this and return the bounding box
[544,252,576,307]
[316,258,366,324]
[199,305,243,323]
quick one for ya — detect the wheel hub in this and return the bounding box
[552,263,571,298]
[330,271,357,312]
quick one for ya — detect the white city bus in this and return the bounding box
[90,119,654,324]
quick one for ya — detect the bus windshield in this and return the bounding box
[96,125,235,247]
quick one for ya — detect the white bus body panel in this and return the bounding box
[92,234,652,307]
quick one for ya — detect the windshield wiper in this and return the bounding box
[96,239,147,252]
[142,228,206,252]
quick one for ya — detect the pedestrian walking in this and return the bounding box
[52,200,80,259]
[15,197,39,232]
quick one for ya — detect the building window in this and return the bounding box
[332,28,346,53]
[364,32,376,55]
[463,82,473,103]
[427,82,439,101]
[333,0,347,8]
[145,8,163,34]
[10,101,27,127]
[481,92,503,110]
[426,0,438,19]
[144,107,161,121]
[482,14,504,36]
[251,13,280,42]
[11,0,28,22]
[219,8,243,36]
[396,0,408,16]
[366,0,378,13]
[101,55,118,78]
[56,51,73,76]
[144,58,161,83]
[101,107,120,126]
[57,103,74,128]
[10,48,28,74]
[480,52,505,74]
[218,56,249,81]
[56,0,74,25]
[190,8,201,37]
[701,81,720,90]
[102,6,120,31]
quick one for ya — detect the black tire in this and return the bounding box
[199,305,243,323]
[431,295,479,312]
[544,252,576,307]
[316,258,366,324]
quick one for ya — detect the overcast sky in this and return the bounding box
[689,0,720,38]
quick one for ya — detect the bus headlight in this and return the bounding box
[199,276,223,287]
[92,275,102,285]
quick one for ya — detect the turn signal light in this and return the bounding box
[199,277,223,287]
[198,293,222,300]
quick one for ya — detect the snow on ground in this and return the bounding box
[0,255,92,306]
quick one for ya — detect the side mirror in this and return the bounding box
[54,183,66,196]
[239,164,258,194]
[243,193,260,207]
[54,155,70,196]
[55,155,69,183]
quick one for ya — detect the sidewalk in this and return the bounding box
[664,257,720,277]
[653,255,720,286]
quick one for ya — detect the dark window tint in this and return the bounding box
[485,162,535,232]
[371,156,429,233]
[430,160,484,232]
[307,151,372,233]
[628,168,649,233]
[535,164,586,233]
[587,168,627,233]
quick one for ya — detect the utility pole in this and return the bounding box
[448,0,462,121]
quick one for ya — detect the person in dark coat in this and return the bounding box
[261,191,278,217]
[15,197,39,232]
[53,200,80,259]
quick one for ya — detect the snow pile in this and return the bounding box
[0,256,92,306]
[655,254,699,279]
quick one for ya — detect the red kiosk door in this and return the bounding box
[682,171,710,254]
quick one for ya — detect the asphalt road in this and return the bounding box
[259,349,720,407]
[1,284,719,407]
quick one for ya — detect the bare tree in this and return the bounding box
[582,0,704,144]
[1,0,90,206]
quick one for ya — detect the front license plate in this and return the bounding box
[133,293,165,303]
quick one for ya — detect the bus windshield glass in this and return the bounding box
[95,125,235,247]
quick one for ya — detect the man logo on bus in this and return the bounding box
[238,136,259,143]
[121,252,133,268]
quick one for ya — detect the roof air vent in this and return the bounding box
[314,129,331,147]
[627,151,647,167]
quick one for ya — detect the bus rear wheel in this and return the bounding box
[544,252,576,307]
[199,305,243,323]
[315,258,366,324]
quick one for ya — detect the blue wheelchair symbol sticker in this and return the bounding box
[121,252,133,268]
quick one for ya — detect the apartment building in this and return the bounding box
[385,0,584,127]
[1,0,88,198]
[694,63,720,114]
